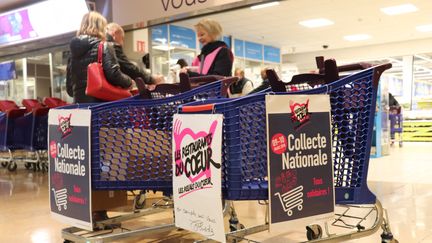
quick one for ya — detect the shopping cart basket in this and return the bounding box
[59,79,233,242]
[11,99,50,172]
[0,100,26,171]
[180,63,396,242]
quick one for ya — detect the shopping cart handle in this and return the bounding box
[182,104,215,113]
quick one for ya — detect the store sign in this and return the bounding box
[169,25,196,49]
[172,114,225,243]
[266,95,334,229]
[264,45,281,63]
[113,0,242,26]
[234,39,244,58]
[0,0,88,47]
[49,109,93,231]
[244,41,263,61]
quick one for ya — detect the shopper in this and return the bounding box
[181,18,233,77]
[228,68,254,98]
[250,67,271,94]
[66,11,129,226]
[106,22,163,86]
[66,12,133,103]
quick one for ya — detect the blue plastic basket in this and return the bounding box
[57,81,225,191]
[181,64,391,204]
[0,112,25,152]
[13,111,48,151]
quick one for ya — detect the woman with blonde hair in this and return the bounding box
[182,18,233,77]
[67,11,133,103]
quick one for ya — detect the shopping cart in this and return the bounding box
[12,99,50,172]
[0,100,26,172]
[180,63,397,242]
[59,79,234,242]
[389,106,403,147]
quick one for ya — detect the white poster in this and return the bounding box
[172,114,225,243]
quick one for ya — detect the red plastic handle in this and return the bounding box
[182,104,214,113]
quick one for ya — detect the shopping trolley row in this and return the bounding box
[53,62,397,242]
[0,97,68,172]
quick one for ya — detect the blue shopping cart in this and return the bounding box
[59,78,236,241]
[180,63,396,242]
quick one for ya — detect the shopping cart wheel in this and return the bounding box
[134,191,146,210]
[63,240,74,243]
[306,224,322,240]
[41,162,48,173]
[24,162,32,169]
[7,161,17,172]
[1,162,7,167]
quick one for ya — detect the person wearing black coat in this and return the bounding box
[66,12,133,103]
[105,23,157,85]
[181,18,233,77]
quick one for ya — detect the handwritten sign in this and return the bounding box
[172,114,225,243]
[266,95,334,229]
[48,109,92,231]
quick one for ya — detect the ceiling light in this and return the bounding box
[416,24,432,32]
[250,1,280,10]
[152,45,175,51]
[380,4,418,15]
[343,34,371,41]
[298,18,334,28]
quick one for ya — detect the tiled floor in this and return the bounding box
[0,142,431,242]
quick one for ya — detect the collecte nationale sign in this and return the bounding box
[48,109,93,231]
[266,95,334,229]
[172,114,225,243]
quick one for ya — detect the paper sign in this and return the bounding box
[266,95,334,229]
[48,109,92,231]
[172,114,225,243]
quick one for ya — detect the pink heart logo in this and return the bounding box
[173,118,218,183]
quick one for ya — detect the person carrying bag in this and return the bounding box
[86,41,132,101]
[67,11,134,103]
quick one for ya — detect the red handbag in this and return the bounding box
[86,41,132,101]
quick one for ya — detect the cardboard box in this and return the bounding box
[92,190,128,211]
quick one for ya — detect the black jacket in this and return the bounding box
[66,35,132,103]
[106,34,154,84]
[188,41,233,77]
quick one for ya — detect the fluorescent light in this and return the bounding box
[380,4,418,15]
[344,34,371,41]
[250,1,280,10]
[299,18,334,28]
[416,24,432,32]
[152,45,175,51]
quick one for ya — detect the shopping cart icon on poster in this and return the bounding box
[274,185,304,216]
[52,188,68,211]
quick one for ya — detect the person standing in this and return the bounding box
[228,68,254,98]
[105,23,164,86]
[66,11,130,226]
[181,18,233,77]
[66,12,133,103]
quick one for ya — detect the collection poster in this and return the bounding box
[48,109,92,231]
[172,114,225,243]
[266,95,334,228]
